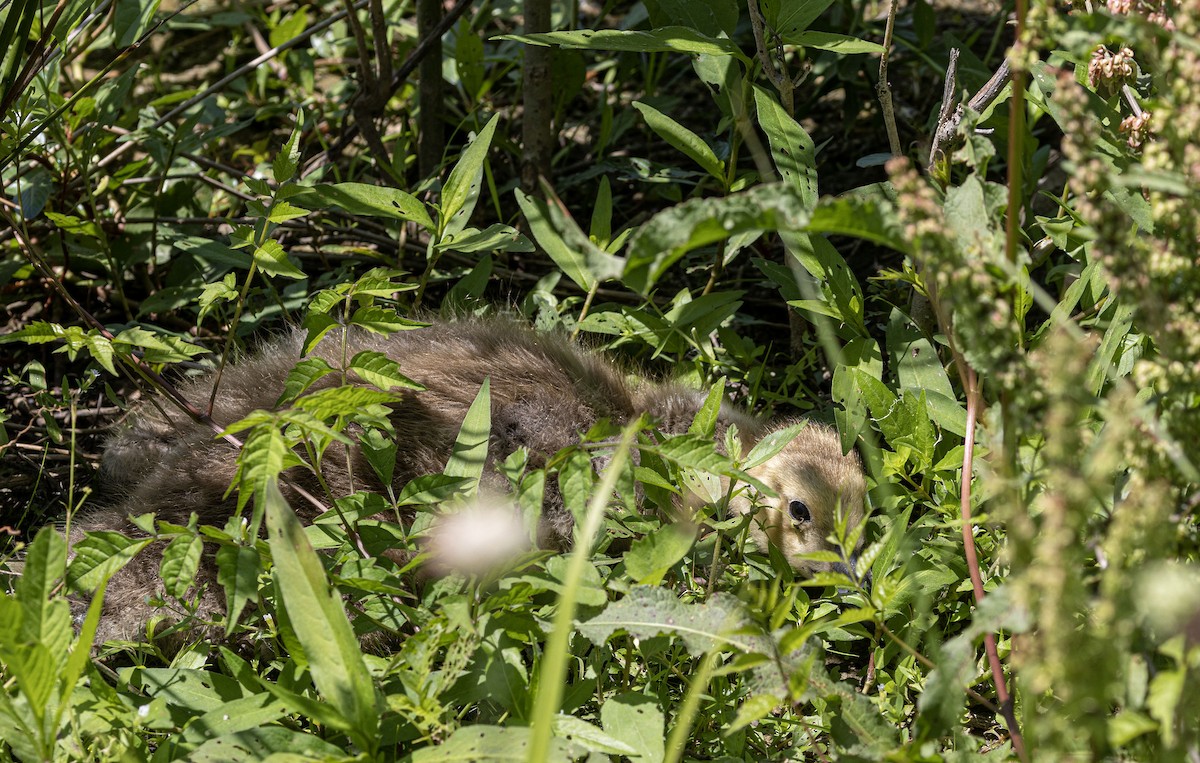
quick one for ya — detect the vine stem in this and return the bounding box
[962,368,1028,762]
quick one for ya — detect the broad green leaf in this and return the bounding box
[435,223,534,253]
[590,176,613,247]
[806,194,910,254]
[633,101,725,182]
[159,533,203,600]
[652,433,732,475]
[233,425,305,511]
[123,667,248,713]
[216,544,260,635]
[277,357,336,405]
[625,524,695,585]
[498,27,749,61]
[66,531,154,592]
[687,378,725,437]
[578,586,757,654]
[268,5,308,48]
[743,421,808,470]
[291,386,400,421]
[266,199,309,224]
[411,725,572,763]
[443,379,491,492]
[831,336,883,450]
[440,113,500,237]
[8,643,55,723]
[180,694,292,746]
[349,306,426,334]
[885,310,967,436]
[113,0,162,49]
[727,693,782,734]
[761,0,835,37]
[753,86,817,209]
[252,239,305,279]
[296,182,434,231]
[553,716,639,756]
[624,183,808,294]
[348,351,424,392]
[789,31,885,54]
[600,694,665,763]
[264,479,380,752]
[15,527,67,624]
[456,17,485,98]
[785,232,867,335]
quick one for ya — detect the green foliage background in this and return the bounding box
[1,0,1198,760]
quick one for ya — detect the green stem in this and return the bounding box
[526,423,638,763]
[663,650,720,763]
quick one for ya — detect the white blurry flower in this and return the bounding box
[423,498,532,577]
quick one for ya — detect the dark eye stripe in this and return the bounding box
[788,500,811,523]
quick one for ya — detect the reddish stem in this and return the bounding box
[961,368,1028,762]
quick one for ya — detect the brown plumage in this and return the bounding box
[74,318,867,643]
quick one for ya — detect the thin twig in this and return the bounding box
[746,0,792,114]
[302,0,476,178]
[876,0,902,156]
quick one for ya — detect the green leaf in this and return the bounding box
[264,479,380,753]
[789,31,885,54]
[633,101,725,182]
[266,199,309,224]
[624,183,808,293]
[761,0,835,37]
[440,113,500,237]
[159,533,203,600]
[600,694,665,763]
[412,725,572,763]
[515,186,625,292]
[435,224,534,253]
[233,425,305,511]
[348,351,424,392]
[553,716,639,756]
[648,0,738,35]
[443,379,491,492]
[277,357,336,405]
[652,432,732,475]
[348,306,425,334]
[296,182,434,231]
[727,693,783,734]
[252,239,305,279]
[272,110,303,184]
[216,545,260,635]
[590,176,613,247]
[268,5,308,48]
[291,386,400,421]
[687,378,725,437]
[66,531,154,593]
[806,194,910,254]
[743,421,808,470]
[498,26,749,61]
[578,586,757,654]
[625,523,695,585]
[753,86,817,209]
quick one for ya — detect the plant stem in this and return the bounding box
[526,424,638,763]
[664,649,720,763]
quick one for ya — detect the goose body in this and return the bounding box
[75,318,867,643]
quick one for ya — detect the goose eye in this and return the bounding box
[788,500,811,523]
